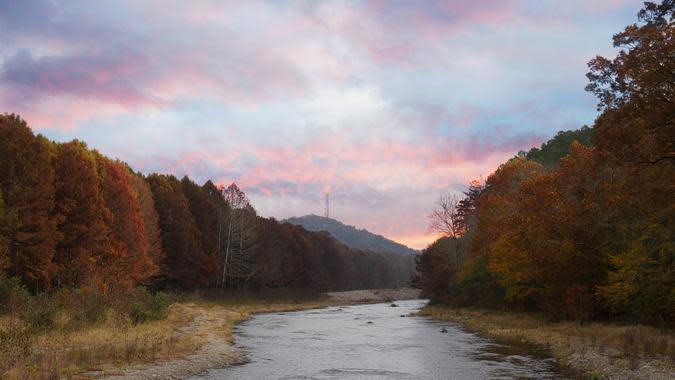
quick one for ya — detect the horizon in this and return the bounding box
[0,1,641,249]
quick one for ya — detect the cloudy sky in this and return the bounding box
[0,1,640,248]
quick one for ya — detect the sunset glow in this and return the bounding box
[0,0,641,248]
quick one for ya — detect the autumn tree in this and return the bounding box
[130,175,165,274]
[95,154,156,289]
[586,0,674,163]
[146,174,210,289]
[0,114,58,290]
[490,145,613,319]
[53,141,114,289]
[460,158,543,308]
[180,177,221,286]
[585,0,675,323]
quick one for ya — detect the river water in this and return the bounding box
[191,299,570,379]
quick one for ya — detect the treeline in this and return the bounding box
[0,116,407,294]
[414,1,674,325]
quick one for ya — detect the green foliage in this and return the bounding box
[127,289,173,325]
[450,255,505,308]
[598,202,675,323]
[6,287,174,334]
[524,126,593,168]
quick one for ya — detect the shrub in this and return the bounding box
[0,276,29,313]
[126,289,173,325]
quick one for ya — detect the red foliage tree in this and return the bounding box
[0,114,58,290]
[146,174,210,289]
[96,154,156,290]
[53,141,113,289]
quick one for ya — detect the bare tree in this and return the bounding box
[429,194,465,265]
[221,183,257,288]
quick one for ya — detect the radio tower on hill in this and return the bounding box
[324,193,330,219]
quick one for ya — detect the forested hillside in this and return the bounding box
[284,215,417,287]
[0,116,406,293]
[522,126,594,168]
[284,214,418,255]
[414,1,674,326]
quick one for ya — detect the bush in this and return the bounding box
[69,290,107,325]
[26,307,56,329]
[126,289,173,325]
[0,276,29,313]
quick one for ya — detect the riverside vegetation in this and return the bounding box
[413,2,674,379]
[420,306,674,380]
[2,281,405,379]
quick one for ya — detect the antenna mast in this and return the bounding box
[324,193,330,219]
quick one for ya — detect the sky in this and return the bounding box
[0,0,642,249]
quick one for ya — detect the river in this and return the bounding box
[191,299,570,379]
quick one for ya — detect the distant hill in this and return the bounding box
[283,214,419,256]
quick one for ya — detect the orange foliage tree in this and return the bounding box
[0,114,58,290]
[130,174,165,275]
[95,154,156,290]
[586,1,674,323]
[146,174,211,290]
[53,141,113,289]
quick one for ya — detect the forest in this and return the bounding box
[0,115,413,296]
[413,1,674,326]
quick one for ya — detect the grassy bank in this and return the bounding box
[420,305,675,380]
[1,285,397,379]
[0,284,199,379]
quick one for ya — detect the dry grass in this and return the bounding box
[0,303,199,380]
[0,289,344,379]
[1,288,411,379]
[420,305,675,379]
